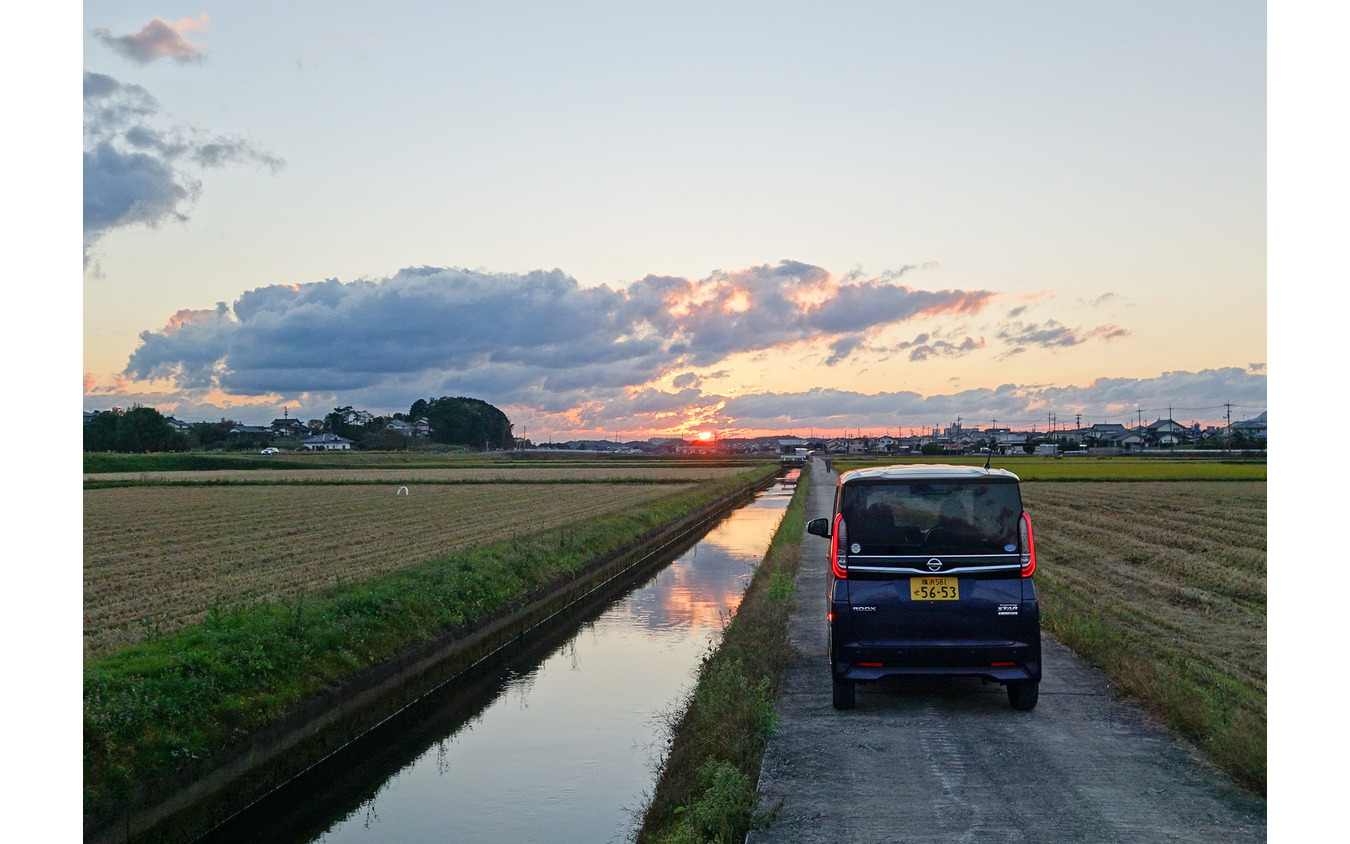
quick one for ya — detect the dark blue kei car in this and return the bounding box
[806,464,1041,711]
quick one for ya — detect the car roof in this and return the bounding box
[837,463,1020,485]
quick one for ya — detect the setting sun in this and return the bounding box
[697,431,713,441]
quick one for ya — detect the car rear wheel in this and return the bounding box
[832,676,856,710]
[1007,680,1039,711]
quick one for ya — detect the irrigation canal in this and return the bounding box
[196,476,796,844]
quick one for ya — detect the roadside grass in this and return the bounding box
[636,472,810,843]
[1023,481,1267,794]
[83,467,777,819]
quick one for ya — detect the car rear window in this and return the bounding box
[840,481,1021,556]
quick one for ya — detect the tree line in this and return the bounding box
[83,396,515,453]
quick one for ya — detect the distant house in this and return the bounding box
[1085,423,1130,445]
[1229,412,1267,441]
[1144,418,1190,447]
[301,433,354,451]
[269,418,309,438]
[386,420,414,435]
[1116,430,1146,450]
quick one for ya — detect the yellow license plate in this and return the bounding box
[911,576,959,601]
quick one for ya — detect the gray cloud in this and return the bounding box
[998,319,1082,349]
[996,319,1129,350]
[720,368,1267,433]
[103,262,1203,435]
[893,331,985,362]
[83,71,283,264]
[83,140,193,235]
[824,335,866,366]
[123,263,998,412]
[91,15,209,65]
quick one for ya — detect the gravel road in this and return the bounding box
[748,458,1266,844]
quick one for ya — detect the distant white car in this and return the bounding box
[260,447,279,454]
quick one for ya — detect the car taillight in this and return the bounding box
[830,513,848,579]
[1019,512,1037,577]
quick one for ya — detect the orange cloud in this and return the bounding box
[91,14,211,64]
[162,308,216,334]
[1088,323,1129,341]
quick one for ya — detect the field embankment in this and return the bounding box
[1023,481,1267,792]
[83,459,778,843]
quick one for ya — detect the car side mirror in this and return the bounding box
[806,517,831,538]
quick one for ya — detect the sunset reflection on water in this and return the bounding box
[295,480,794,844]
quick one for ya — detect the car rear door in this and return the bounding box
[840,479,1024,647]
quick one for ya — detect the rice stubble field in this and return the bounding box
[1024,480,1267,791]
[84,481,697,658]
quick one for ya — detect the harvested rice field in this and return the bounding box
[83,465,751,484]
[1022,480,1267,788]
[84,482,691,657]
[1024,481,1266,684]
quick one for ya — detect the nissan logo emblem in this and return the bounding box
[927,558,943,572]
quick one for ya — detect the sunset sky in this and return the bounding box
[80,1,1269,440]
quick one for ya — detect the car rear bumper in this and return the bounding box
[833,641,1041,684]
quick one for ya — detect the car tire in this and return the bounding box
[832,676,856,710]
[1007,680,1039,711]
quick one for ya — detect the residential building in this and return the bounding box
[301,433,354,451]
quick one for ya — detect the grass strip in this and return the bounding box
[636,471,810,843]
[84,466,777,818]
[833,456,1265,482]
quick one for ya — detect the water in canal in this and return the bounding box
[205,478,795,844]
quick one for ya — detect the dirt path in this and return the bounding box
[748,458,1265,843]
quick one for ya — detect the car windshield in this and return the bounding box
[840,481,1021,555]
